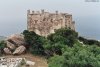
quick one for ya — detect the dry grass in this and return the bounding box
[3,53,48,67]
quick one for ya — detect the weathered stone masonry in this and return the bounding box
[27,10,75,37]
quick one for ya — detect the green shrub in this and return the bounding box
[78,36,100,46]
[0,40,6,56]
[47,28,78,47]
[48,55,65,67]
[48,44,100,67]
[23,30,45,55]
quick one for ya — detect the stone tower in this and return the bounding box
[27,10,75,36]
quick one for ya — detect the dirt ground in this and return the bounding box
[3,53,48,67]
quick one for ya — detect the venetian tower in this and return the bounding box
[27,10,75,36]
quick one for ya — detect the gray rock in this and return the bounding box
[6,41,15,50]
[3,48,12,54]
[6,34,26,46]
[13,46,26,55]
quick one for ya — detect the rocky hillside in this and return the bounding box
[0,28,100,67]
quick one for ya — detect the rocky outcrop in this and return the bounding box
[13,46,26,55]
[3,48,12,54]
[3,34,26,55]
[6,41,15,50]
[6,34,26,46]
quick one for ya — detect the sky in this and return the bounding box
[0,0,100,40]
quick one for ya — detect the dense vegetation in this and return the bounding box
[23,27,78,56]
[23,27,100,67]
[0,41,6,56]
[23,30,45,55]
[48,44,100,67]
[0,36,6,56]
[79,36,100,46]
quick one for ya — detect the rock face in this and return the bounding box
[6,34,26,46]
[6,41,15,50]
[13,46,26,55]
[3,34,26,55]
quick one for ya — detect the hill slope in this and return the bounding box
[0,36,6,41]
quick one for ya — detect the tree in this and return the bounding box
[23,30,45,55]
[47,28,78,47]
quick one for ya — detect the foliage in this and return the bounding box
[48,44,100,67]
[43,28,78,57]
[23,28,100,67]
[47,28,78,47]
[48,55,65,67]
[0,40,6,56]
[23,28,78,56]
[0,40,6,48]
[78,36,100,46]
[23,30,45,55]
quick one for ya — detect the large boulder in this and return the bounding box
[13,46,26,55]
[3,48,12,54]
[6,34,26,46]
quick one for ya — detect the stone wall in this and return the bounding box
[27,10,75,36]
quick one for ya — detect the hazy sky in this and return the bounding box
[0,0,100,39]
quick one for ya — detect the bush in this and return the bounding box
[78,36,100,46]
[23,30,45,55]
[47,28,78,47]
[23,28,78,56]
[48,55,65,67]
[0,40,6,56]
[49,44,100,67]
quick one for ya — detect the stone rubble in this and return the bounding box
[0,57,35,67]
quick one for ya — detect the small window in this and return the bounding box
[51,19,53,22]
[34,20,38,23]
[43,18,46,21]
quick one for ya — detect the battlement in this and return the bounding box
[27,10,75,36]
[27,9,72,15]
